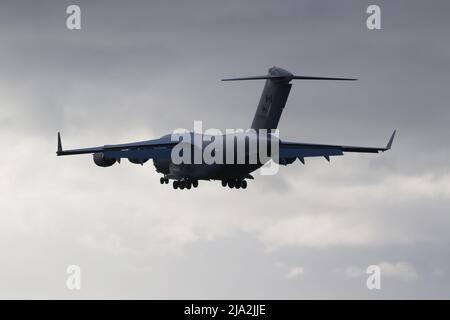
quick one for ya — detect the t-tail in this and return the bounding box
[222,66,356,130]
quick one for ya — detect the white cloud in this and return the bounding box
[345,266,363,278]
[249,168,450,250]
[342,262,419,282]
[285,266,305,279]
[378,261,419,282]
[78,233,135,256]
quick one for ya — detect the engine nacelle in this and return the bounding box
[93,152,116,167]
[278,157,297,165]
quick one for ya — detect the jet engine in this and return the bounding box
[93,152,116,167]
[278,157,297,165]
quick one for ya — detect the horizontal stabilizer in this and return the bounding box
[222,75,356,81]
[222,66,357,82]
[292,76,356,81]
[222,75,289,81]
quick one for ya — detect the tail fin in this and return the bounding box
[222,66,356,130]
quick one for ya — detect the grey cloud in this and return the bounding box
[1,0,450,298]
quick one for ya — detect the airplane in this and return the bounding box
[57,66,396,190]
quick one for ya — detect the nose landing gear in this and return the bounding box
[160,177,169,184]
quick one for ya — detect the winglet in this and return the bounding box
[385,130,396,150]
[57,132,63,155]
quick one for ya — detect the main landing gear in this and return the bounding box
[161,176,246,190]
[221,179,247,189]
[172,179,199,190]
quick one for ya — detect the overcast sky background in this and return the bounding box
[0,0,449,299]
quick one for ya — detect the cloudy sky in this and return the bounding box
[0,0,449,299]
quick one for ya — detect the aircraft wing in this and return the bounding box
[56,132,178,160]
[279,130,396,163]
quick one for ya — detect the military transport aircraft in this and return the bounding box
[57,67,395,190]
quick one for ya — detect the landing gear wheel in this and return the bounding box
[235,180,241,189]
[160,177,165,184]
[228,180,235,188]
[164,178,169,184]
[173,181,179,189]
[192,180,198,188]
[221,180,227,187]
[186,182,192,190]
[241,180,247,189]
[179,181,185,190]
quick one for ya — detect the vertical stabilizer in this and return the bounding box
[221,66,356,130]
[250,67,293,130]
